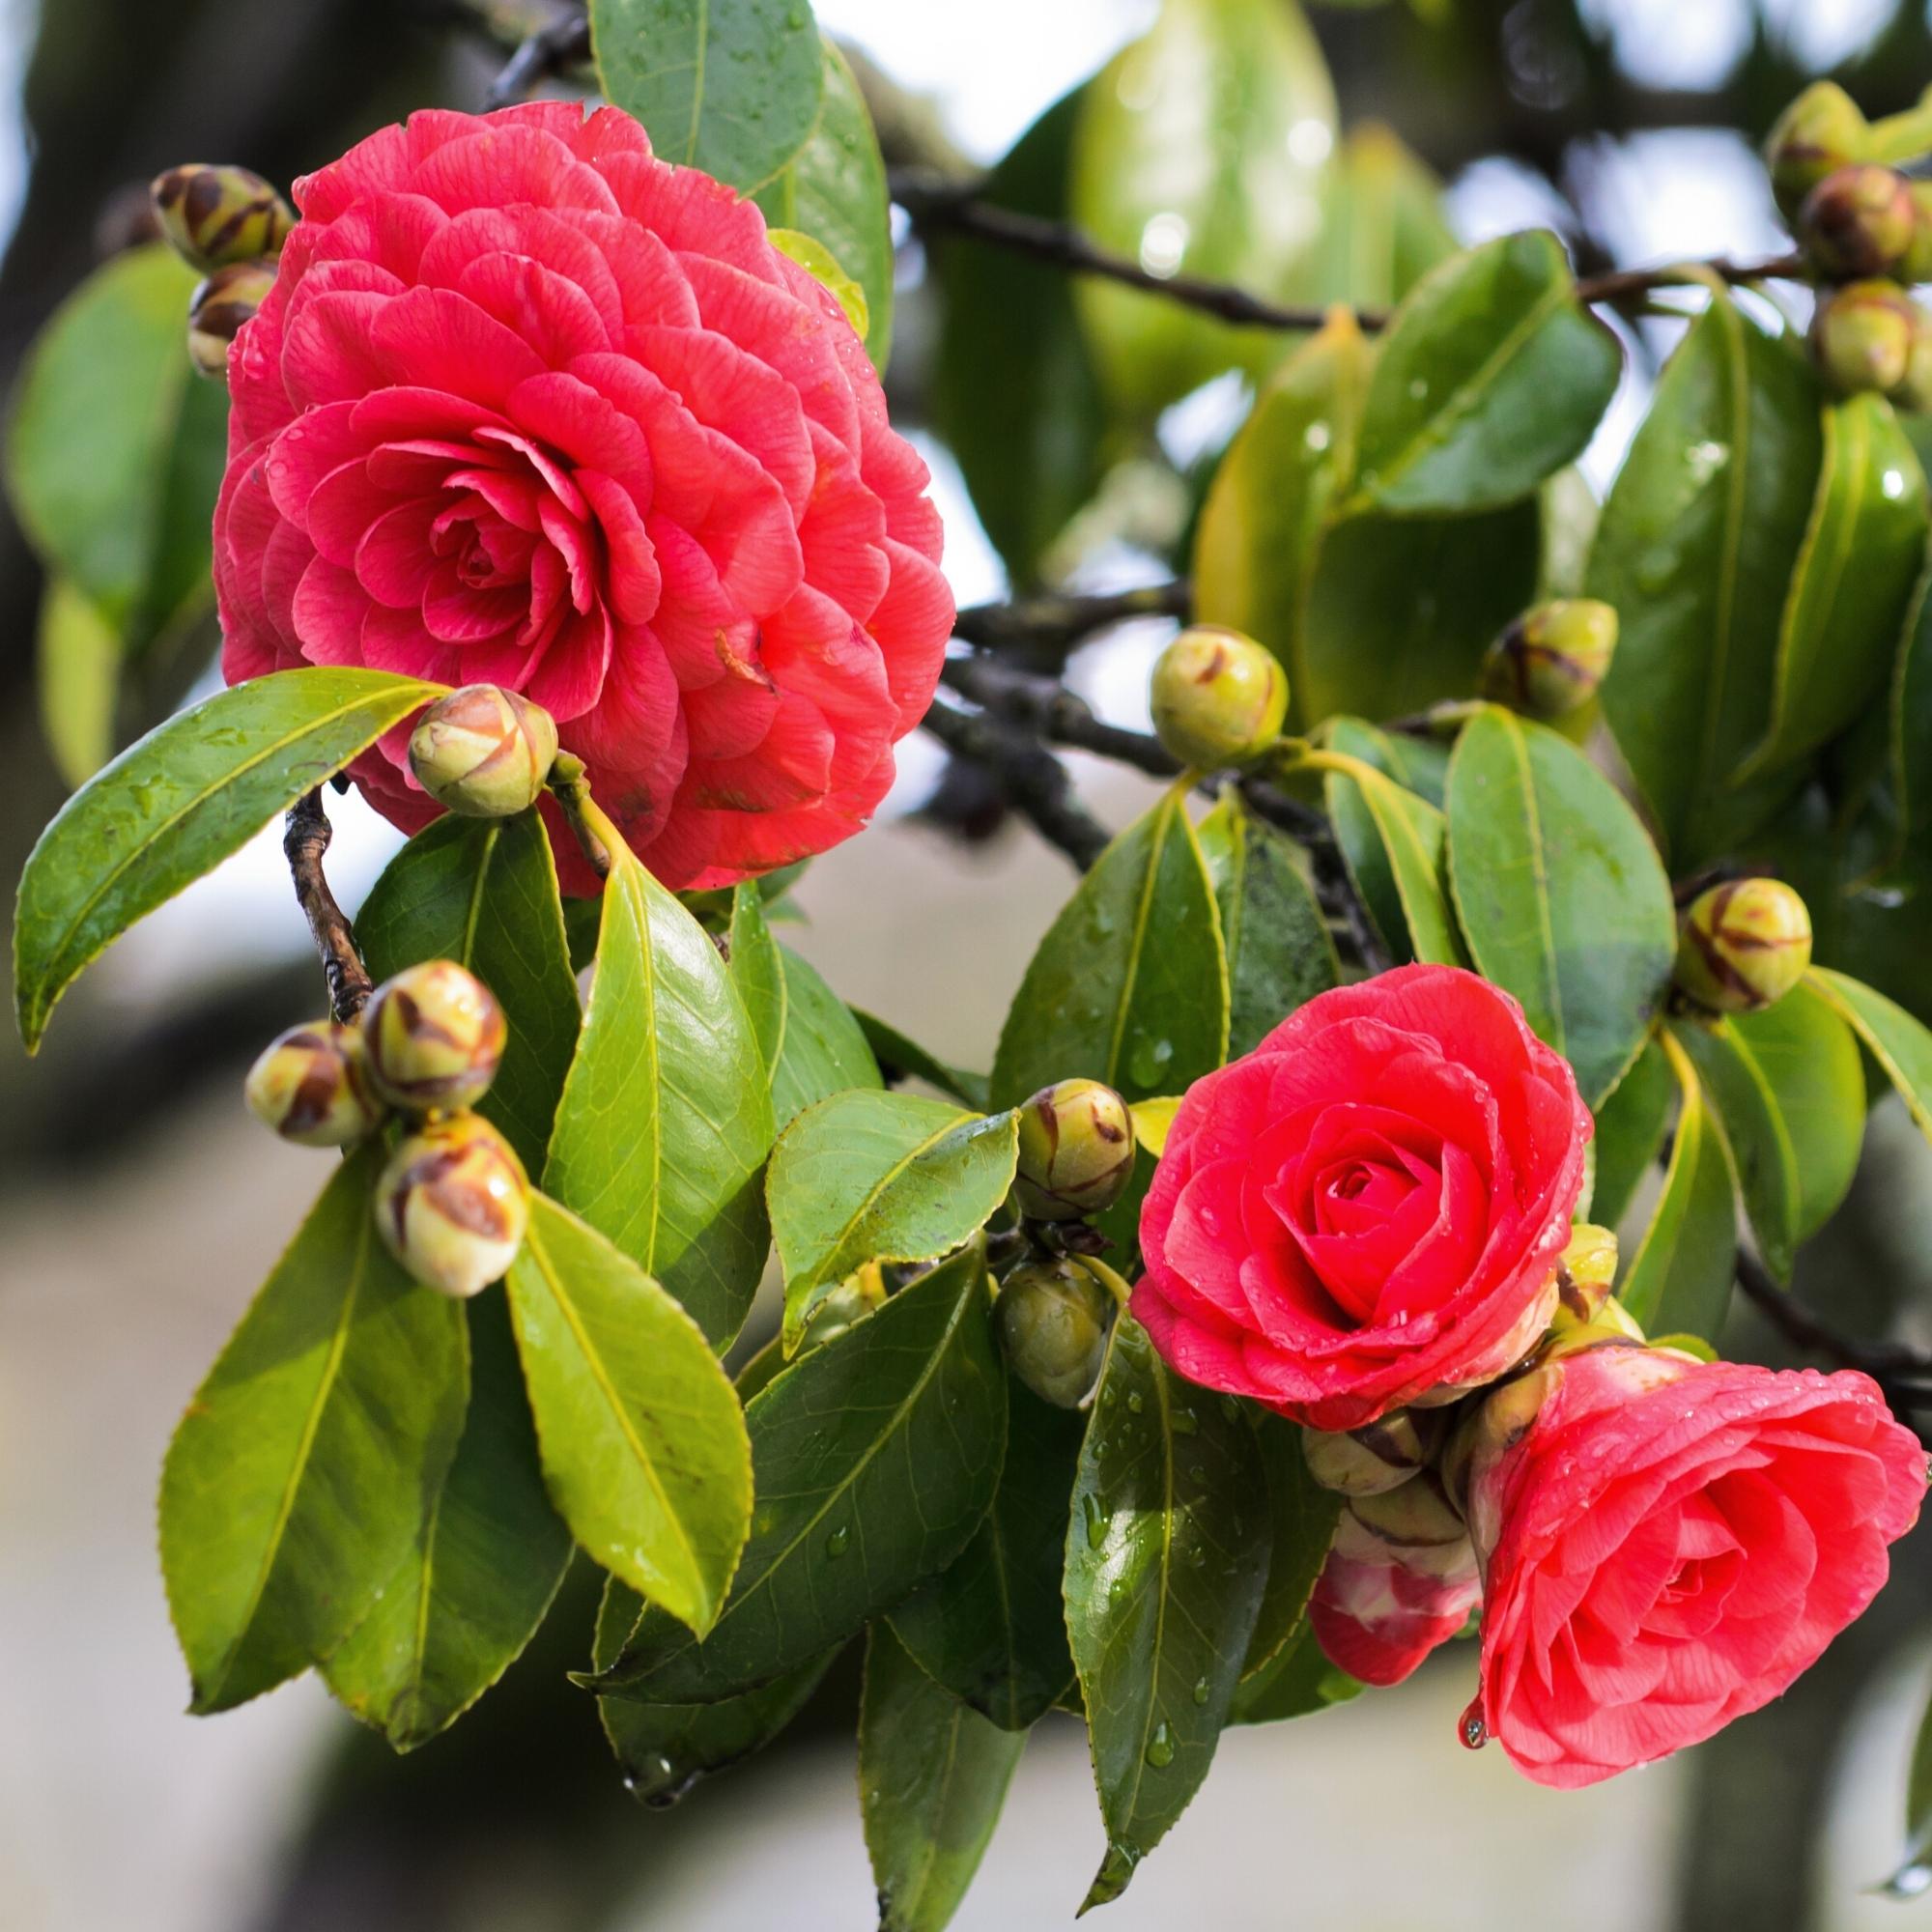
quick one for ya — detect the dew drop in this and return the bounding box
[1172,1408,1199,1436]
[826,1524,850,1558]
[1083,1491,1109,1549]
[1192,1677,1210,1706]
[1126,1391,1145,1415]
[1459,1696,1489,1750]
[1144,1721,1175,1768]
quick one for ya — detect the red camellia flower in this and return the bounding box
[1464,1347,1925,1788]
[213,103,952,890]
[1134,964,1590,1433]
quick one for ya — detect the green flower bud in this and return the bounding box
[997,1259,1114,1407]
[1013,1078,1134,1222]
[1809,279,1917,396]
[151,163,294,270]
[1480,599,1618,719]
[1901,184,1932,284]
[1800,165,1918,279]
[1765,82,1870,221]
[1675,877,1813,1014]
[409,684,559,818]
[1547,1222,1619,1334]
[186,260,275,380]
[375,1114,529,1298]
[1892,301,1932,412]
[1149,625,1288,769]
[242,1019,385,1148]
[1539,1301,1647,1363]
[1301,1406,1447,1498]
[363,960,507,1113]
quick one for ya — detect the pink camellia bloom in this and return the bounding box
[213,103,951,890]
[1134,965,1591,1433]
[1465,1346,1926,1788]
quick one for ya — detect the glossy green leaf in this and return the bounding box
[1240,1413,1342,1679]
[595,1242,1007,1704]
[1196,792,1340,1057]
[1065,1316,1269,1913]
[1618,1034,1738,1340]
[36,576,120,788]
[14,667,440,1051]
[931,89,1106,585]
[1887,557,1932,868]
[1670,983,1864,1279]
[1284,122,1457,310]
[1321,743,1464,967]
[356,811,581,1175]
[1229,1625,1362,1725]
[753,40,892,370]
[1446,705,1675,1107]
[324,1291,571,1750]
[1742,394,1927,781]
[1068,0,1336,419]
[588,0,822,191]
[861,1621,1026,1932]
[543,839,772,1350]
[768,1089,1018,1354]
[854,1009,990,1111]
[1591,292,1823,867]
[768,226,868,339]
[891,1385,1083,1731]
[1590,1036,1673,1232]
[991,787,1228,1108]
[594,1576,837,1805]
[504,1192,752,1635]
[159,1144,468,1714]
[1349,231,1620,517]
[1807,966,1932,1145]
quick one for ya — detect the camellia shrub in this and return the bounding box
[15,4,1932,1923]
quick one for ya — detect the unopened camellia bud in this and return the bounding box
[1149,625,1288,770]
[187,260,275,379]
[1014,1078,1134,1221]
[363,959,507,1113]
[1675,877,1813,1014]
[409,684,559,818]
[243,1019,385,1148]
[1901,184,1932,284]
[1810,280,1918,396]
[997,1258,1114,1407]
[151,163,294,270]
[1892,302,1932,413]
[375,1113,529,1298]
[1302,1406,1446,1497]
[1800,165,1918,280]
[1765,82,1869,221]
[1546,1222,1619,1335]
[1481,599,1618,719]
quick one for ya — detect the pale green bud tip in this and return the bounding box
[363,959,508,1113]
[409,684,559,818]
[1811,280,1918,396]
[1301,1406,1445,1497]
[151,163,294,270]
[1481,599,1618,718]
[1548,1223,1620,1333]
[1902,184,1932,284]
[186,260,274,380]
[1800,165,1918,279]
[375,1114,528,1298]
[1893,303,1932,413]
[1149,625,1288,769]
[1765,82,1869,219]
[243,1019,385,1148]
[997,1260,1114,1407]
[1013,1078,1135,1221]
[1675,877,1813,1013]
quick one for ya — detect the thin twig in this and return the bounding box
[941,657,1181,778]
[486,6,591,110]
[1733,1246,1932,1416]
[284,790,373,1023]
[951,582,1193,659]
[918,693,1111,871]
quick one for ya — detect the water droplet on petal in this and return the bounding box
[1459,1696,1489,1750]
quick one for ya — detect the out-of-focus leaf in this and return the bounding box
[1285,122,1456,310]
[1228,1625,1362,1724]
[1590,1036,1673,1233]
[853,1009,989,1111]
[1240,1412,1341,1678]
[1888,558,1932,869]
[36,577,120,788]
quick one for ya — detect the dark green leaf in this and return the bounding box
[595,1242,1007,1703]
[1348,232,1620,517]
[324,1292,571,1750]
[1065,1316,1269,1912]
[356,812,581,1175]
[1590,1036,1673,1232]
[861,1622,1026,1932]
[991,787,1227,1108]
[14,667,440,1051]
[855,1009,990,1112]
[159,1144,468,1714]
[588,0,822,190]
[543,839,773,1350]
[891,1385,1083,1731]
[1807,966,1932,1146]
[1591,293,1822,867]
[1321,738,1464,966]
[1618,1033,1737,1339]
[1240,1413,1342,1679]
[1446,705,1676,1107]
[1887,557,1932,868]
[504,1192,753,1635]
[753,40,892,370]
[1228,1625,1362,1725]
[1197,793,1340,1058]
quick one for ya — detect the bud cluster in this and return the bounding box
[242,958,530,1300]
[152,162,295,384]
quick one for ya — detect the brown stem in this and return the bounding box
[951,582,1193,660]
[485,5,591,110]
[940,657,1181,778]
[284,789,373,1023]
